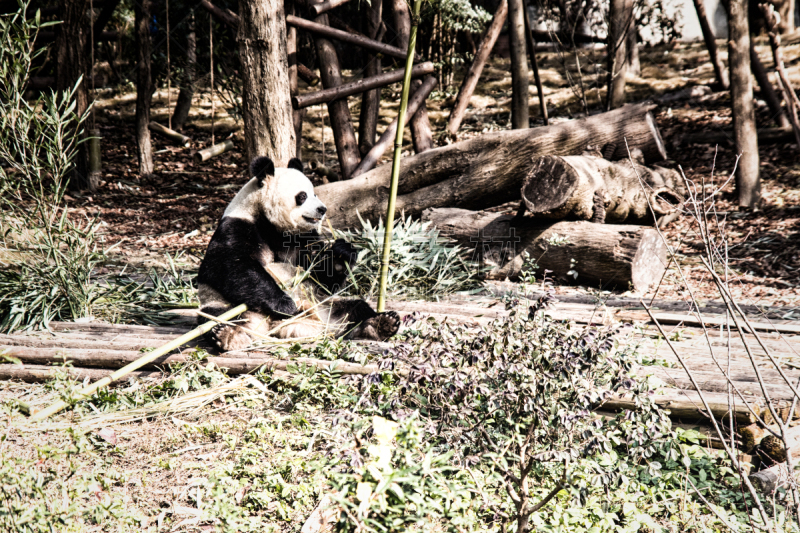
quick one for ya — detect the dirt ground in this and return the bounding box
[70,34,800,313]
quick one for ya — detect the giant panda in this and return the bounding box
[197,155,400,352]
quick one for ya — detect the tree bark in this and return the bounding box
[522,0,548,125]
[520,154,684,225]
[446,0,508,135]
[728,0,760,208]
[316,103,667,228]
[390,0,433,153]
[171,11,196,131]
[134,0,154,176]
[287,0,304,159]
[56,0,94,191]
[423,208,667,292]
[358,0,383,156]
[309,0,360,179]
[507,0,530,128]
[693,0,730,89]
[237,0,296,166]
[750,42,790,129]
[606,0,634,109]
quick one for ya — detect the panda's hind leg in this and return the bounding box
[355,311,401,341]
[330,300,400,341]
[201,308,270,352]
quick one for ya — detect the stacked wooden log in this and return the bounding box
[315,103,683,291]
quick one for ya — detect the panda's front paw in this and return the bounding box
[332,239,358,265]
[272,294,298,317]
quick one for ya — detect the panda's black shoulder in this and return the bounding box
[206,217,260,254]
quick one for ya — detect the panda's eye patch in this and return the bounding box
[295,192,308,206]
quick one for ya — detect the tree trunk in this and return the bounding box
[316,103,667,228]
[522,0,548,125]
[390,0,433,153]
[606,0,633,109]
[728,0,760,208]
[507,0,530,128]
[446,0,508,135]
[423,208,667,292]
[287,1,304,159]
[134,0,154,176]
[520,154,684,225]
[358,0,383,156]
[171,12,196,131]
[626,27,640,77]
[56,0,95,191]
[693,0,730,89]
[237,0,296,166]
[308,0,360,178]
[750,42,790,129]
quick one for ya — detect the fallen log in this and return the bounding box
[750,463,794,493]
[758,424,800,463]
[316,103,667,228]
[352,75,438,176]
[0,345,386,376]
[423,208,667,292]
[292,62,434,108]
[603,390,760,425]
[194,139,235,163]
[520,153,684,224]
[0,364,161,384]
[148,121,191,146]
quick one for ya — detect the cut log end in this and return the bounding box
[194,139,236,163]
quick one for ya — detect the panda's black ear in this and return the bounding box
[250,156,275,186]
[287,158,304,173]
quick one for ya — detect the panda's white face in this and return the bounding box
[224,165,327,233]
[264,167,327,233]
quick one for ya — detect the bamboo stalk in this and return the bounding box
[377,0,423,312]
[28,304,248,422]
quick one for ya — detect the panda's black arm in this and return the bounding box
[198,218,298,317]
[298,237,357,294]
[215,260,298,317]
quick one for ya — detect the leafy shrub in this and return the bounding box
[337,215,483,300]
[372,295,681,532]
[0,3,99,331]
